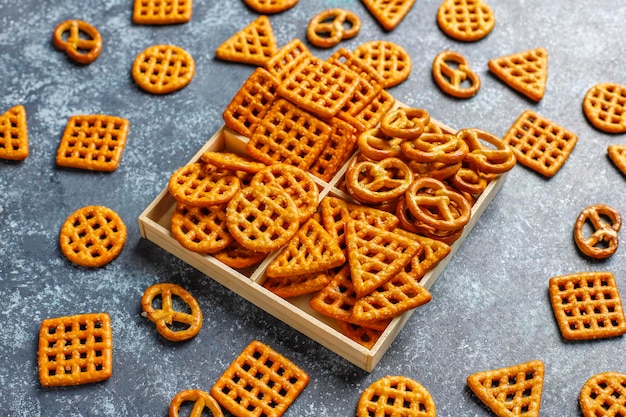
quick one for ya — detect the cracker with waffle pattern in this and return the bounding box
[358,375,436,417]
[437,0,495,42]
[168,163,241,207]
[353,41,412,88]
[263,269,334,299]
[361,0,416,31]
[583,82,626,133]
[580,372,626,417]
[38,313,113,386]
[216,16,277,66]
[549,271,626,340]
[56,114,129,172]
[133,0,192,24]
[488,48,548,102]
[0,105,28,161]
[246,98,332,170]
[171,203,233,254]
[243,0,298,14]
[502,109,577,177]
[222,68,279,138]
[608,144,626,176]
[264,39,311,82]
[59,206,127,268]
[467,360,544,417]
[132,44,195,94]
[210,340,308,417]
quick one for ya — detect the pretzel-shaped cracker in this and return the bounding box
[405,177,471,231]
[401,132,468,165]
[381,107,429,140]
[169,389,223,417]
[432,50,481,98]
[141,283,203,342]
[357,127,404,160]
[458,128,516,174]
[574,204,622,259]
[53,20,102,65]
[307,8,361,48]
[346,157,414,204]
[450,163,489,195]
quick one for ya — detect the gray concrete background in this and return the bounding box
[2,0,626,415]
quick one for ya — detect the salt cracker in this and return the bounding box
[59,206,126,268]
[171,203,233,254]
[53,19,102,65]
[264,39,311,82]
[222,67,279,138]
[243,0,298,14]
[357,375,436,417]
[309,265,391,331]
[467,360,544,417]
[215,16,277,66]
[168,163,241,207]
[132,44,195,94]
[133,0,193,25]
[353,41,412,88]
[0,105,28,161]
[346,219,420,297]
[38,313,113,387]
[336,320,382,349]
[246,98,331,170]
[488,48,548,102]
[141,283,203,342]
[251,163,319,224]
[437,0,495,42]
[583,82,626,133]
[608,144,626,176]
[226,185,300,252]
[395,229,451,280]
[328,47,385,88]
[361,0,416,31]
[277,55,360,119]
[502,109,577,177]
[263,269,333,298]
[214,240,268,269]
[352,270,432,322]
[210,340,309,417]
[580,372,626,417]
[549,272,626,340]
[56,114,129,172]
[266,217,345,278]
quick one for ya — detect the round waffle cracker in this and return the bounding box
[583,82,626,133]
[243,0,298,14]
[437,0,495,42]
[251,163,319,224]
[59,206,126,268]
[580,372,626,417]
[353,40,412,88]
[171,203,233,254]
[132,44,195,94]
[168,163,241,207]
[226,185,300,252]
[357,375,436,417]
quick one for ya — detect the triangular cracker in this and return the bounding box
[488,48,548,102]
[0,105,28,161]
[215,16,278,66]
[361,0,416,31]
[395,229,451,281]
[467,360,544,417]
[608,144,626,176]
[345,219,420,297]
[266,218,346,278]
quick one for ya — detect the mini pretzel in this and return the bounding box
[405,177,471,231]
[458,128,516,174]
[53,20,102,65]
[357,127,404,160]
[380,107,428,139]
[307,8,361,48]
[450,163,489,195]
[346,157,414,204]
[574,204,622,259]
[141,283,203,342]
[401,132,468,165]
[169,389,223,417]
[432,50,481,98]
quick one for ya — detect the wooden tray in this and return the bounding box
[138,123,507,372]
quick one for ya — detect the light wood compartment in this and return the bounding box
[138,123,506,371]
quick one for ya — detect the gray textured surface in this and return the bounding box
[2,0,626,416]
